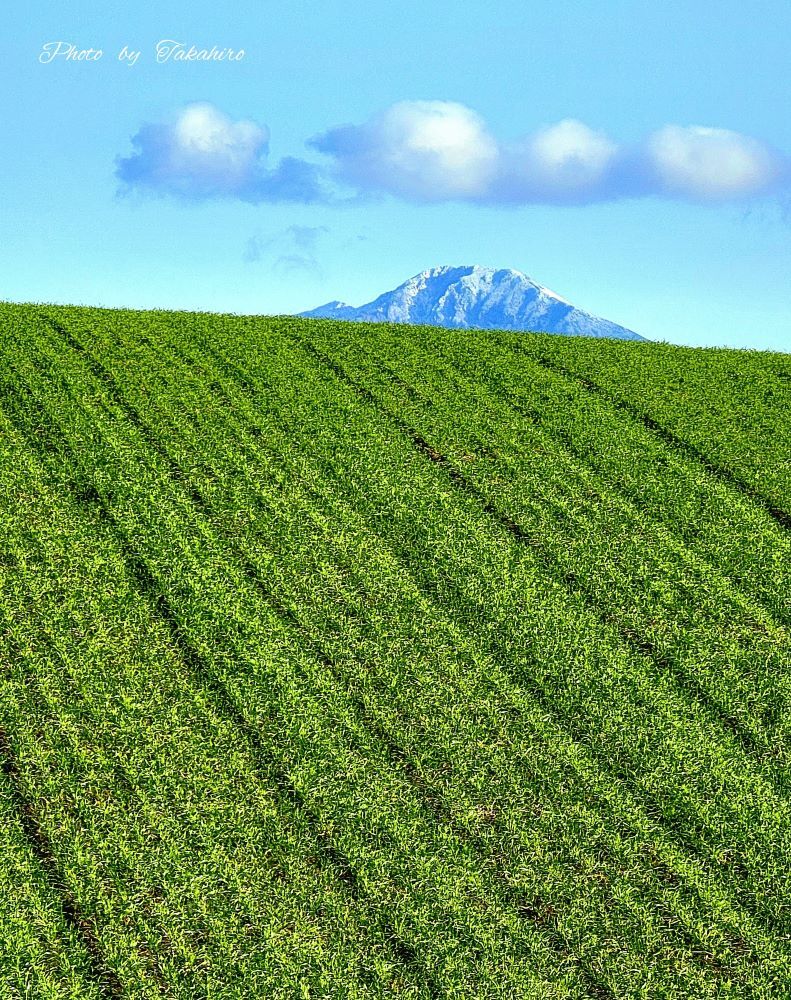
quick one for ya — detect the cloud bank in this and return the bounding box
[118,101,788,207]
[313,102,787,205]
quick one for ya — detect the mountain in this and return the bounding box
[299,265,644,340]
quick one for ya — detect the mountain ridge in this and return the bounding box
[299,265,645,340]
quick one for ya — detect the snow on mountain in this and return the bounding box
[299,265,644,340]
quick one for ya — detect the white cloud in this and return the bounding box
[500,119,620,202]
[310,100,499,201]
[646,125,781,201]
[117,102,327,202]
[169,103,268,188]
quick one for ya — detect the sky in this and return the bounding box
[2,1,790,351]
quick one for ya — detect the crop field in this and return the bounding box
[0,301,789,999]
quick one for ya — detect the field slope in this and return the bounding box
[0,301,789,999]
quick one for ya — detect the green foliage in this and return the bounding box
[0,302,788,998]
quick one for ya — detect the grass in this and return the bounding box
[0,300,789,998]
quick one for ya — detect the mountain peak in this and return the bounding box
[299,265,644,341]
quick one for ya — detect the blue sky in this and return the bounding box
[2,0,790,350]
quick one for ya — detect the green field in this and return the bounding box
[0,301,789,999]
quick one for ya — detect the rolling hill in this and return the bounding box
[300,265,645,340]
[0,301,789,998]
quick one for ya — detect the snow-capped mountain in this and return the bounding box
[299,265,644,340]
